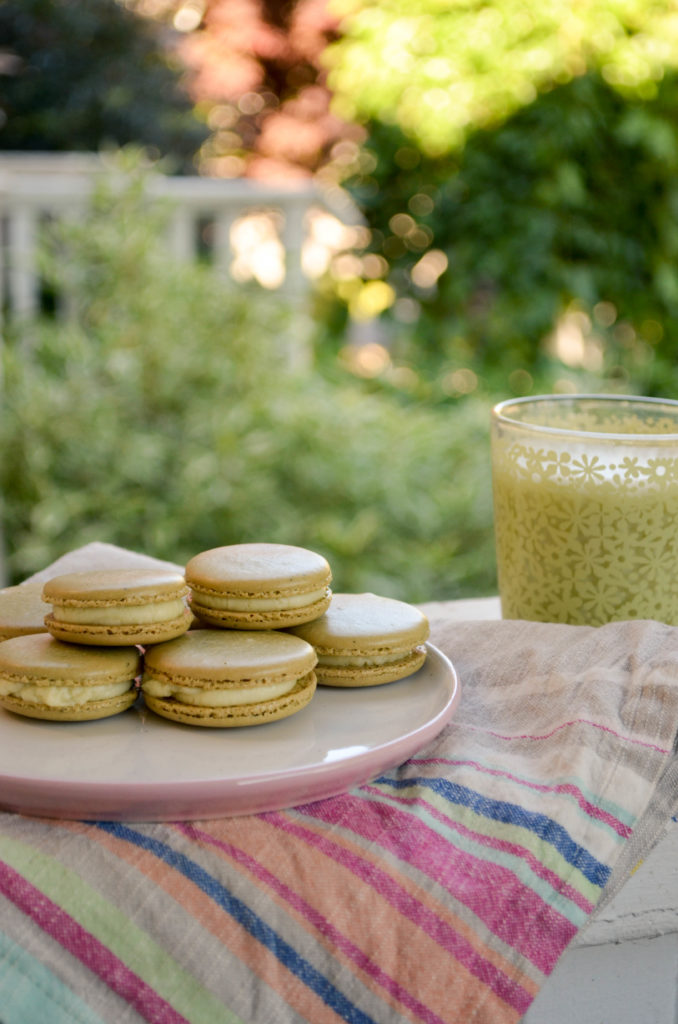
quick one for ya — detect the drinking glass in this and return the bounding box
[491,394,678,625]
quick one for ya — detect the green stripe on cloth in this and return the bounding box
[0,931,107,1024]
[0,835,243,1024]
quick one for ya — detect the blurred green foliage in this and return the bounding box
[327,0,678,153]
[321,1,678,400]
[0,168,495,600]
[0,0,206,168]
[6,1,678,599]
[332,71,678,398]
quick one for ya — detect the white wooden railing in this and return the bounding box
[0,151,359,319]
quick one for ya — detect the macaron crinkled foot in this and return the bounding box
[141,628,318,727]
[0,633,141,721]
[42,569,192,646]
[185,542,332,630]
[288,592,430,687]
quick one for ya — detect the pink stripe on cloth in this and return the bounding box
[460,719,672,755]
[0,860,189,1024]
[408,757,632,838]
[288,795,576,974]
[263,812,535,1015]
[179,822,452,1024]
[360,784,595,915]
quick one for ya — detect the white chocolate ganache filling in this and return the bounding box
[0,679,133,707]
[142,676,298,707]
[193,589,327,612]
[53,599,187,626]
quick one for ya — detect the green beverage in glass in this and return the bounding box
[491,394,678,625]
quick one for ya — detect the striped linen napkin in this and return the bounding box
[2,545,678,1023]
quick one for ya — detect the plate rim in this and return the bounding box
[0,642,460,820]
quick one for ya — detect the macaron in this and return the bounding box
[141,628,317,727]
[288,592,430,687]
[185,543,332,630]
[42,569,192,646]
[0,581,49,640]
[0,633,141,721]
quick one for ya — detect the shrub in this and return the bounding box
[0,166,496,601]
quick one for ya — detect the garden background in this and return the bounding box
[2,0,678,600]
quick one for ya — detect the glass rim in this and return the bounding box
[492,393,678,442]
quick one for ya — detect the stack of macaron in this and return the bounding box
[0,568,191,723]
[0,542,430,729]
[141,543,330,727]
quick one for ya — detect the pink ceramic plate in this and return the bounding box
[0,643,459,822]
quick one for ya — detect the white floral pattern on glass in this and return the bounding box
[492,399,678,626]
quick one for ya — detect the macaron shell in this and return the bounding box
[312,647,427,688]
[185,543,332,596]
[44,608,193,647]
[0,688,138,722]
[42,569,189,604]
[290,592,429,654]
[0,581,49,640]
[143,629,317,686]
[0,633,141,685]
[190,593,331,631]
[143,672,316,728]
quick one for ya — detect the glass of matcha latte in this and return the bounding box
[491,394,678,625]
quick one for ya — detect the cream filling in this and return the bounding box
[319,651,413,668]
[52,598,187,626]
[193,588,327,612]
[142,675,297,707]
[0,678,133,707]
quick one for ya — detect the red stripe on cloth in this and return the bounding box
[459,718,672,755]
[262,812,535,1015]
[284,795,576,974]
[361,784,595,914]
[0,859,190,1024]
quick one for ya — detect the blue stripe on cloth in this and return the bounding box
[374,775,612,888]
[94,822,377,1024]
[0,930,107,1024]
